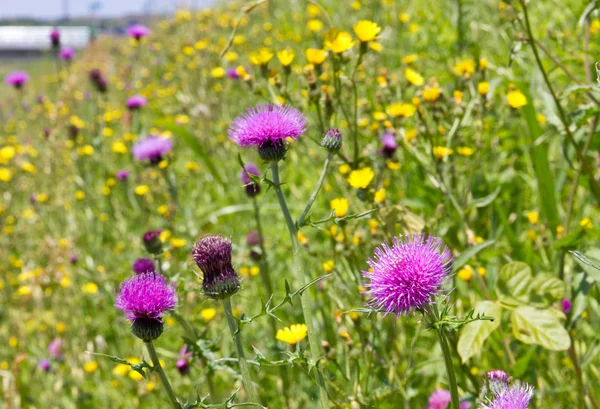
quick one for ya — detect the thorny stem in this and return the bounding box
[270,161,330,409]
[145,341,181,409]
[222,298,260,405]
[429,307,460,409]
[297,153,333,228]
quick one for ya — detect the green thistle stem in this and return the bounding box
[270,161,329,409]
[222,298,260,405]
[251,197,273,296]
[145,341,181,409]
[429,306,460,409]
[297,153,333,228]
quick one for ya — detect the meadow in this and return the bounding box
[1,0,600,408]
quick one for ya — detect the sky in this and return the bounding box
[0,0,213,20]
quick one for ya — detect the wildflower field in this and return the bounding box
[2,0,600,408]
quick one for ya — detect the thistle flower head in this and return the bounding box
[89,69,108,93]
[483,382,534,409]
[116,170,129,180]
[5,71,29,89]
[486,370,511,396]
[127,24,150,40]
[321,128,342,153]
[50,28,60,48]
[143,229,163,254]
[379,132,398,159]
[228,104,307,161]
[132,136,173,165]
[133,257,156,274]
[240,163,261,197]
[426,389,451,409]
[115,272,177,341]
[48,338,63,359]
[59,48,75,61]
[363,233,452,316]
[126,95,148,110]
[192,234,240,299]
[38,359,51,372]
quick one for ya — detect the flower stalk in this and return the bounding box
[145,341,181,409]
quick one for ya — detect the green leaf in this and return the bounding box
[553,227,585,250]
[154,118,224,186]
[457,301,502,363]
[496,261,532,304]
[528,274,565,308]
[511,306,570,351]
[451,240,496,273]
[572,249,600,282]
[521,87,559,235]
[470,187,501,209]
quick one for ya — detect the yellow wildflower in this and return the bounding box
[211,67,225,78]
[305,48,328,65]
[353,20,381,42]
[348,167,375,189]
[454,60,476,77]
[83,361,99,373]
[374,188,386,203]
[399,13,410,23]
[388,102,416,118]
[201,308,217,322]
[83,282,99,294]
[404,68,424,86]
[401,54,418,64]
[456,147,474,156]
[527,211,539,224]
[506,90,527,108]
[170,238,187,248]
[339,164,351,175]
[330,198,349,218]
[580,217,593,230]
[458,265,473,281]
[478,82,489,96]
[423,86,442,102]
[135,185,149,196]
[276,324,308,345]
[250,49,274,66]
[323,260,335,273]
[307,19,324,32]
[0,167,12,182]
[111,141,127,153]
[325,31,354,54]
[277,50,295,66]
[433,146,453,159]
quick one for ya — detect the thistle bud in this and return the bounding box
[192,235,240,300]
[258,140,287,162]
[143,230,163,255]
[322,129,342,153]
[132,317,164,342]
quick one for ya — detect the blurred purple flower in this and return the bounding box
[176,345,193,375]
[69,254,78,264]
[127,24,150,40]
[378,132,397,159]
[38,359,51,372]
[59,48,75,61]
[48,338,63,359]
[226,68,241,79]
[133,257,156,274]
[50,28,60,47]
[562,298,572,314]
[363,233,453,316]
[5,71,29,89]
[126,95,148,110]
[132,136,173,165]
[116,170,129,181]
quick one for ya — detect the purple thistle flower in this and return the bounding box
[132,136,173,165]
[48,338,63,359]
[59,48,75,61]
[247,230,262,261]
[116,170,129,181]
[50,28,60,48]
[89,69,108,93]
[69,254,78,264]
[363,233,453,316]
[115,272,177,341]
[562,298,572,314]
[483,382,534,409]
[193,235,240,299]
[133,257,156,274]
[226,67,241,79]
[127,24,150,40]
[379,131,398,159]
[486,370,511,396]
[322,128,342,153]
[228,104,307,161]
[5,71,29,89]
[38,359,51,372]
[126,95,148,110]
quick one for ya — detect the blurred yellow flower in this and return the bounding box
[401,54,418,64]
[135,185,149,196]
[506,90,527,108]
[536,113,546,124]
[323,260,335,273]
[325,31,354,54]
[250,49,274,66]
[75,190,85,200]
[276,324,308,345]
[305,48,328,65]
[404,68,424,86]
[580,217,593,230]
[423,86,441,102]
[454,90,464,104]
[374,188,386,204]
[339,164,351,175]
[399,13,410,23]
[454,60,476,77]
[458,265,473,281]
[111,141,128,153]
[353,20,381,42]
[0,146,15,162]
[297,231,308,245]
[211,67,225,78]
[527,211,539,224]
[170,238,187,248]
[0,167,12,182]
[433,146,453,159]
[83,361,99,373]
[348,167,375,189]
[478,82,489,96]
[112,364,130,377]
[388,102,416,118]
[479,58,489,71]
[456,147,474,156]
[201,308,217,322]
[277,49,295,66]
[330,198,349,218]
[83,282,99,294]
[307,19,324,32]
[387,161,402,170]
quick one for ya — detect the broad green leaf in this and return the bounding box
[529,274,565,308]
[451,240,496,273]
[470,187,501,209]
[496,262,532,303]
[553,227,585,250]
[457,301,502,363]
[511,306,570,351]
[521,87,559,235]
